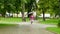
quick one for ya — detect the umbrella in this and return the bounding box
[28,12,33,14]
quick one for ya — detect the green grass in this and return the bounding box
[38,18,59,24]
[0,17,30,26]
[0,17,22,24]
[0,17,59,24]
[0,24,17,26]
[0,17,29,24]
[46,27,60,34]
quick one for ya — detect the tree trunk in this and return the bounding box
[55,14,57,18]
[42,9,45,21]
[21,3,26,22]
[2,11,6,17]
[9,13,10,17]
[59,14,60,17]
[2,14,5,17]
[17,11,18,18]
[27,2,32,18]
[16,6,18,18]
[21,11,26,22]
[28,9,31,18]
[12,13,13,18]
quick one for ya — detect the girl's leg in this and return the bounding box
[31,20,33,24]
[31,21,33,24]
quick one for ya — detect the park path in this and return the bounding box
[0,22,57,34]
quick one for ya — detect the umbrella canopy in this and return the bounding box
[28,12,33,14]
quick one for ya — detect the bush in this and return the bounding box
[58,20,60,27]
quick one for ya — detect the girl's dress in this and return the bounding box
[30,15,34,24]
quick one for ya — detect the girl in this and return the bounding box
[29,13,35,24]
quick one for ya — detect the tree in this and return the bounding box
[14,0,21,17]
[21,0,27,22]
[0,0,5,17]
[48,0,59,18]
[38,0,49,21]
[4,0,14,17]
[26,0,37,18]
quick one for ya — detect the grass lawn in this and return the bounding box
[46,27,60,34]
[0,17,29,24]
[38,18,59,24]
[0,17,59,24]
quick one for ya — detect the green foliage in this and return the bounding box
[0,0,59,18]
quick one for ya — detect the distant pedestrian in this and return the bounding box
[29,13,35,24]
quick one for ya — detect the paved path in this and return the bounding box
[0,22,57,34]
[18,22,57,28]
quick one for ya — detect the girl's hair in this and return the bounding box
[31,13,33,15]
[28,13,33,17]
